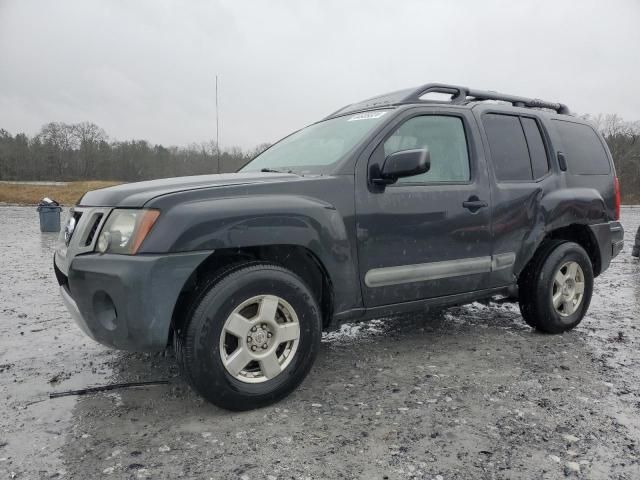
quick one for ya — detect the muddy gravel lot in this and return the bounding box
[1,206,639,480]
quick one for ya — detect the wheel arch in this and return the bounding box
[547,224,602,276]
[517,223,602,286]
[533,187,608,278]
[170,244,335,337]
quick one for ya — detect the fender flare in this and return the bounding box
[141,194,360,313]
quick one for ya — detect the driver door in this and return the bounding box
[355,108,493,307]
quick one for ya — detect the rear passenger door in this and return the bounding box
[477,110,557,287]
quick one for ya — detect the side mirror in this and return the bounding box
[374,148,431,185]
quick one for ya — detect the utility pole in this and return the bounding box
[215,74,220,173]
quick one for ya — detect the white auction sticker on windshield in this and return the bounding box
[347,111,387,121]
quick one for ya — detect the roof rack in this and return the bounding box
[328,83,570,118]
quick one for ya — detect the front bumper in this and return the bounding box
[588,221,624,275]
[54,250,211,351]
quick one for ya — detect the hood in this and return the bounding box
[79,172,299,207]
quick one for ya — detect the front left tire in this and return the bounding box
[176,262,322,411]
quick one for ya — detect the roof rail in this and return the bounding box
[327,83,570,118]
[401,83,570,114]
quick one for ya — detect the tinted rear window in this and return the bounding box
[483,114,532,181]
[553,120,610,175]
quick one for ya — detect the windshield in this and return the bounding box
[240,110,390,174]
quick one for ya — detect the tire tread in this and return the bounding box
[518,240,593,333]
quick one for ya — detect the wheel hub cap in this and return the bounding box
[248,327,269,347]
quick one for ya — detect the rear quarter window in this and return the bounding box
[553,120,611,175]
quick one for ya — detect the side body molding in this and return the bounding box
[365,254,516,288]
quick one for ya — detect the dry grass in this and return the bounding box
[0,181,121,206]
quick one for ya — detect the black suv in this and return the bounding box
[54,83,624,410]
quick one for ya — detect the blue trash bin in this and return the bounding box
[37,201,62,233]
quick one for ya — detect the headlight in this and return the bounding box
[96,209,160,254]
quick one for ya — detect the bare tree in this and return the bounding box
[200,140,221,173]
[36,122,77,177]
[71,122,108,177]
[586,113,640,201]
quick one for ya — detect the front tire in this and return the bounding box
[176,263,322,410]
[518,241,594,333]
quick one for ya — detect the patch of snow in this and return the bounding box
[322,318,389,344]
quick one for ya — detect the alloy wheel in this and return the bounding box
[219,295,300,383]
[551,261,585,317]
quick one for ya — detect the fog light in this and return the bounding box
[97,231,111,253]
[93,291,117,331]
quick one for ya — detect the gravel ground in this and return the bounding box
[0,206,639,480]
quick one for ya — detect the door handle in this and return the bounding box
[557,151,568,171]
[462,198,488,212]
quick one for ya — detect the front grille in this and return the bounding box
[65,211,83,245]
[85,214,103,246]
[59,207,110,261]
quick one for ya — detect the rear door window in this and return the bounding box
[482,114,533,181]
[521,117,549,179]
[553,120,611,175]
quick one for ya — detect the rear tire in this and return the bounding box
[518,241,593,333]
[176,262,322,410]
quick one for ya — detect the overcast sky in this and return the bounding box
[1,0,639,149]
